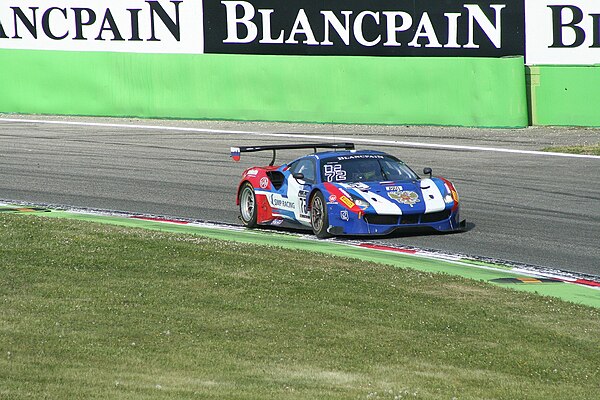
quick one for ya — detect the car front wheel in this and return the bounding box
[310,191,331,238]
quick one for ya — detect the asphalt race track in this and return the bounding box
[1,115,599,276]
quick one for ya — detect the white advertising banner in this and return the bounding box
[0,0,204,53]
[2,0,599,65]
[526,0,600,65]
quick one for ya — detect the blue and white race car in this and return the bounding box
[231,143,464,238]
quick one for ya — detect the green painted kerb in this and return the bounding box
[0,49,527,127]
[528,65,600,127]
[17,209,600,309]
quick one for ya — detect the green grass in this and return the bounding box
[1,214,599,399]
[542,144,600,155]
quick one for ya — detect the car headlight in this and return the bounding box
[354,199,370,210]
[443,182,459,205]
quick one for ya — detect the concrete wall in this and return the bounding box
[527,65,600,127]
[0,49,528,128]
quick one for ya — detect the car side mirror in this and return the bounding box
[423,167,432,178]
[292,172,305,181]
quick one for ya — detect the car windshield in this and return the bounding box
[320,154,418,183]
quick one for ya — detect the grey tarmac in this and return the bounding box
[1,114,599,276]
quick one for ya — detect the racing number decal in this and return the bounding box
[284,172,311,224]
[298,190,309,219]
[324,164,346,182]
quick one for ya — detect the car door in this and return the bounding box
[286,157,316,226]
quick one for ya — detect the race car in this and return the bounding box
[231,143,464,238]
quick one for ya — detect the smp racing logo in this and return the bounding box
[203,0,524,57]
[270,194,295,210]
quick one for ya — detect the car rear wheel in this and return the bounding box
[239,182,258,228]
[310,191,331,238]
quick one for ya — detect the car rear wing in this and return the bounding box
[230,142,355,165]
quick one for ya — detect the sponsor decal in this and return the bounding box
[349,182,370,191]
[339,195,355,209]
[204,0,524,57]
[337,187,352,198]
[270,218,284,226]
[0,0,204,53]
[259,176,269,188]
[388,190,420,207]
[340,209,349,221]
[270,194,295,209]
[525,0,600,65]
[328,194,337,202]
[385,185,404,191]
[337,154,384,161]
[245,169,259,176]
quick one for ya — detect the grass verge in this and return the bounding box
[1,214,599,399]
[542,144,600,155]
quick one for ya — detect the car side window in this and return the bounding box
[290,158,316,184]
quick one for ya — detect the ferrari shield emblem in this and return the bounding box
[389,190,420,207]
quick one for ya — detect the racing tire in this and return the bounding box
[310,191,332,239]
[239,182,258,228]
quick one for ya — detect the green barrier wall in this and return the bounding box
[528,65,600,127]
[0,49,528,127]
